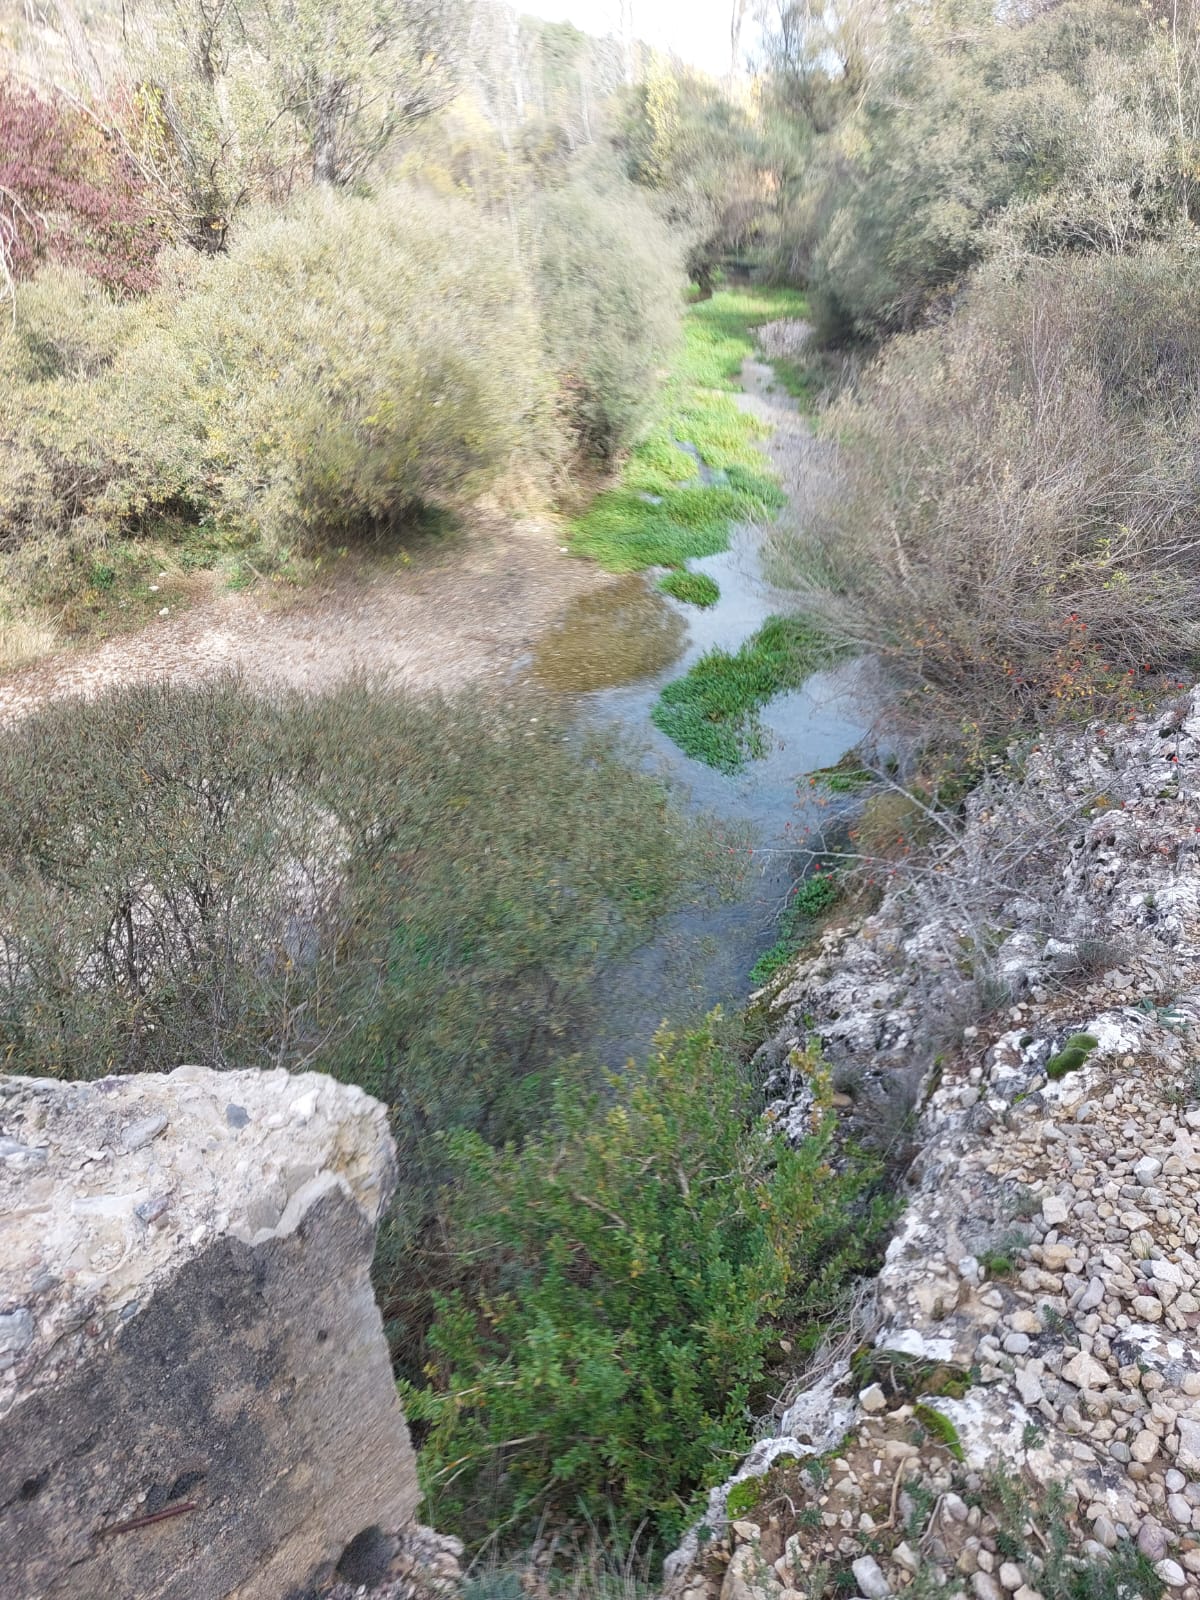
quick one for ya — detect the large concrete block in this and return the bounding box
[0,1066,418,1599]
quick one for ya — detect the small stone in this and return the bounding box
[1170,1495,1192,1525]
[1133,1431,1161,1464]
[894,1543,920,1575]
[943,1495,970,1524]
[120,1113,169,1153]
[1004,1333,1032,1356]
[1043,1196,1071,1226]
[1064,1352,1110,1390]
[859,1384,888,1414]
[973,1574,1004,1600]
[1016,1368,1044,1407]
[1157,1560,1187,1589]
[1134,1296,1165,1323]
[731,1521,761,1543]
[999,1563,1023,1590]
[1093,1516,1119,1550]
[1136,1157,1164,1186]
[852,1555,891,1600]
[1138,1521,1170,1562]
[1014,1589,1042,1600]
[0,1309,34,1355]
[1079,1278,1106,1313]
[1178,1418,1200,1473]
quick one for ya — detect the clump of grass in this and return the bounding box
[659,569,720,607]
[571,287,803,572]
[652,614,830,772]
[749,867,842,986]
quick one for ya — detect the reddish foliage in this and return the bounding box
[0,77,164,296]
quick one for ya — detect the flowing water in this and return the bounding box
[523,411,867,1066]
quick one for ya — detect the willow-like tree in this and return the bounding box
[129,0,465,233]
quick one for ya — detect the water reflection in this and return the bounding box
[532,574,686,692]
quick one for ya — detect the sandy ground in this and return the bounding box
[0,513,608,725]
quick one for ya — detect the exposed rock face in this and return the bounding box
[666,688,1200,1599]
[0,1066,418,1600]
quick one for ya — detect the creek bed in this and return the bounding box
[524,508,866,1067]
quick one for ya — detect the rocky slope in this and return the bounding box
[666,688,1200,1600]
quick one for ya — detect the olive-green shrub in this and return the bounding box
[0,677,700,1121]
[780,252,1200,746]
[534,161,685,457]
[0,185,557,577]
[785,1,1178,343]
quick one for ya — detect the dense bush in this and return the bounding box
[780,253,1200,745]
[0,678,702,1122]
[534,163,685,457]
[0,77,164,296]
[780,2,1182,342]
[0,186,555,577]
[407,1025,891,1551]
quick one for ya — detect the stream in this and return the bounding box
[520,364,868,1067]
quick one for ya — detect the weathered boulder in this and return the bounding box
[0,1066,417,1600]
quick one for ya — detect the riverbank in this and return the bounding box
[664,683,1200,1600]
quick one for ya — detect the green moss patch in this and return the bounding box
[1046,1032,1099,1080]
[652,614,831,773]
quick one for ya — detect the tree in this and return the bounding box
[269,0,465,185]
[127,0,467,229]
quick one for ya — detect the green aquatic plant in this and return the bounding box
[571,287,804,573]
[653,615,832,772]
[659,570,720,607]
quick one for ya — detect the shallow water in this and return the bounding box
[526,502,867,1067]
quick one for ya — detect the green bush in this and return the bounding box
[535,162,686,458]
[0,185,557,585]
[406,1022,889,1551]
[786,1,1167,343]
[748,868,841,986]
[0,677,704,1125]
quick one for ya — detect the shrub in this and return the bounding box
[534,161,685,458]
[0,186,558,578]
[748,866,841,986]
[786,1,1167,343]
[406,1022,889,1551]
[784,253,1200,749]
[0,678,702,1119]
[0,76,164,296]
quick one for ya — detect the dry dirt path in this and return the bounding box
[0,513,608,725]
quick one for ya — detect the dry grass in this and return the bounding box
[0,607,58,673]
[777,252,1200,751]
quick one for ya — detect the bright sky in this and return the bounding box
[522,0,742,78]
